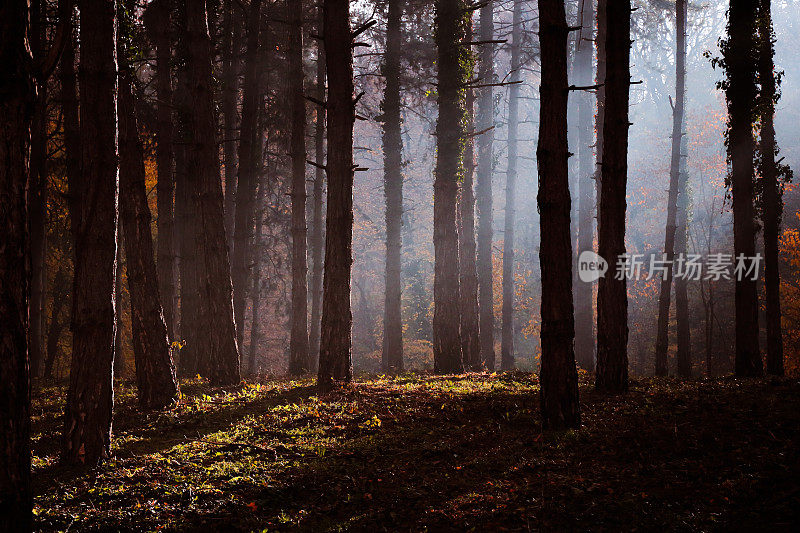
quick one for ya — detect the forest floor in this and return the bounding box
[31,372,800,532]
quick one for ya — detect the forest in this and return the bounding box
[1,0,799,530]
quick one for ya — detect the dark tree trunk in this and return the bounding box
[317,0,355,389]
[29,0,47,380]
[118,25,180,409]
[0,0,34,524]
[654,0,686,377]
[382,0,406,373]
[222,0,241,248]
[595,0,606,200]
[675,133,691,377]
[458,14,480,372]
[309,0,326,369]
[288,0,310,375]
[725,0,761,377]
[114,246,125,378]
[249,167,270,375]
[537,0,580,429]
[144,0,179,343]
[574,0,595,372]
[476,0,495,370]
[63,0,119,466]
[44,268,69,379]
[432,0,467,375]
[177,0,241,386]
[231,0,263,349]
[758,0,783,376]
[501,0,522,372]
[60,6,81,242]
[595,0,630,393]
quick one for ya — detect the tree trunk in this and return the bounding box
[118,26,180,409]
[458,13,480,372]
[501,0,522,372]
[476,0,495,370]
[144,0,179,343]
[382,0,406,373]
[114,246,125,378]
[595,0,606,203]
[0,0,34,524]
[758,0,783,376]
[231,0,263,349]
[726,0,761,377]
[249,165,270,375]
[29,0,47,380]
[317,0,355,389]
[63,0,119,466]
[675,133,691,377]
[177,0,241,386]
[654,0,686,377]
[222,0,241,248]
[44,268,69,379]
[574,0,595,372]
[432,0,467,375]
[288,0,310,375]
[595,0,630,393]
[537,0,580,429]
[309,0,326,369]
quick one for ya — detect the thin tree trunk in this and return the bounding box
[432,0,467,375]
[0,0,34,523]
[675,133,691,377]
[144,0,179,342]
[382,0,406,373]
[758,0,783,376]
[538,0,580,429]
[44,268,69,379]
[249,167,269,376]
[726,0,761,377]
[114,246,125,378]
[595,0,630,393]
[178,0,241,386]
[222,0,241,248]
[309,0,326,369]
[501,0,522,372]
[288,0,310,375]
[63,0,119,465]
[574,0,595,371]
[595,0,606,203]
[458,14,480,372]
[654,0,686,377]
[476,0,495,370]
[231,0,263,349]
[29,0,47,380]
[118,27,180,409]
[317,0,355,389]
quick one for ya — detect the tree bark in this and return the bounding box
[654,0,686,377]
[758,0,783,376]
[458,14,480,372]
[537,0,580,429]
[725,0,761,377]
[317,0,355,389]
[675,133,691,377]
[63,0,119,465]
[249,165,270,375]
[432,0,467,375]
[44,268,69,379]
[177,0,241,386]
[476,0,495,370]
[501,0,522,372]
[231,0,263,350]
[118,25,180,409]
[288,0,310,375]
[222,0,241,249]
[0,0,34,524]
[595,0,630,393]
[309,0,326,369]
[29,0,47,380]
[144,0,179,343]
[382,0,406,373]
[574,0,595,372]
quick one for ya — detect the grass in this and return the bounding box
[32,372,800,531]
